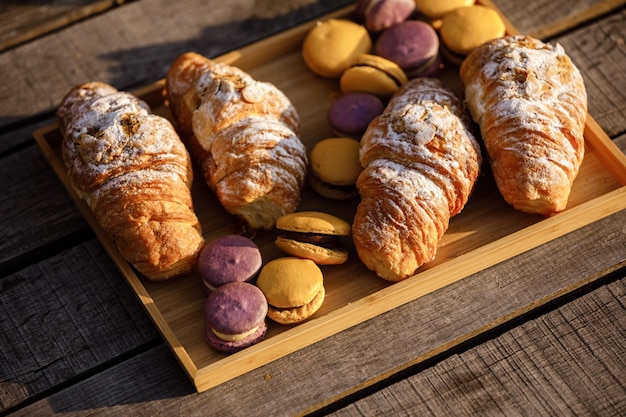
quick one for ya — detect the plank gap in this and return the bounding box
[306,264,626,417]
[530,0,626,41]
[0,227,94,279]
[0,338,164,417]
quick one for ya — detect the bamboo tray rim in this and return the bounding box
[33,1,626,393]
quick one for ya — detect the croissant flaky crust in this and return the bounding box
[353,78,482,282]
[460,35,587,215]
[57,81,205,281]
[165,52,308,230]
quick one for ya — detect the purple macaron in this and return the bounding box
[375,20,442,78]
[328,92,385,138]
[356,0,416,33]
[204,282,268,353]
[198,234,262,295]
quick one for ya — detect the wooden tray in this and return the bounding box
[34,1,626,392]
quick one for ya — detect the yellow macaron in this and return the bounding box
[256,257,325,325]
[415,0,475,19]
[439,5,506,60]
[340,53,408,99]
[309,137,363,200]
[302,19,373,78]
[275,211,352,265]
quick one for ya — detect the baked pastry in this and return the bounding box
[414,0,475,19]
[460,35,587,215]
[275,211,351,265]
[198,235,262,295]
[302,19,372,78]
[57,81,205,281]
[256,257,325,325]
[375,20,442,78]
[439,5,506,65]
[356,0,415,33]
[340,53,408,99]
[165,52,308,230]
[309,137,363,200]
[328,92,385,139]
[353,78,482,281]
[204,282,268,353]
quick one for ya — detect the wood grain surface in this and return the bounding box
[1,0,626,416]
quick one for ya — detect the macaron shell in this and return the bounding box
[375,20,439,73]
[276,211,351,236]
[310,137,363,186]
[256,257,324,308]
[309,174,360,200]
[205,320,267,353]
[327,92,385,138]
[204,282,268,335]
[340,66,400,98]
[361,0,416,32]
[339,55,407,98]
[275,237,349,265]
[302,19,372,78]
[267,285,325,325]
[440,6,506,55]
[198,235,262,292]
[415,0,475,19]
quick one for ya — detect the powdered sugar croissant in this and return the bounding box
[57,81,205,280]
[460,35,587,215]
[165,52,308,230]
[353,78,482,282]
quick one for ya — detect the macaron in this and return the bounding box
[375,20,442,78]
[275,211,352,265]
[414,0,475,19]
[356,0,416,32]
[340,53,408,99]
[204,282,268,353]
[302,19,373,78]
[439,5,506,65]
[328,92,384,138]
[256,257,325,325]
[309,137,363,201]
[197,234,263,295]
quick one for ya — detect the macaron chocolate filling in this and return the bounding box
[350,62,405,87]
[276,230,343,249]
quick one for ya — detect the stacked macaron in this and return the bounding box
[256,257,326,325]
[437,5,506,65]
[309,137,363,200]
[204,281,268,352]
[197,234,263,295]
[200,213,348,348]
[198,235,269,352]
[274,211,352,265]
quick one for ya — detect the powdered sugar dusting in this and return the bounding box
[59,86,192,198]
[169,53,307,229]
[354,78,482,281]
[460,35,587,214]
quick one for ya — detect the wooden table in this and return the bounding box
[1,0,625,416]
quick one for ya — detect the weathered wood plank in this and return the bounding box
[328,277,626,417]
[0,144,87,268]
[492,0,624,37]
[0,239,160,413]
[0,0,125,52]
[556,8,626,138]
[4,202,626,416]
[0,0,352,129]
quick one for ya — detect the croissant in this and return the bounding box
[57,81,205,281]
[165,52,308,230]
[353,78,482,281]
[460,35,587,215]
